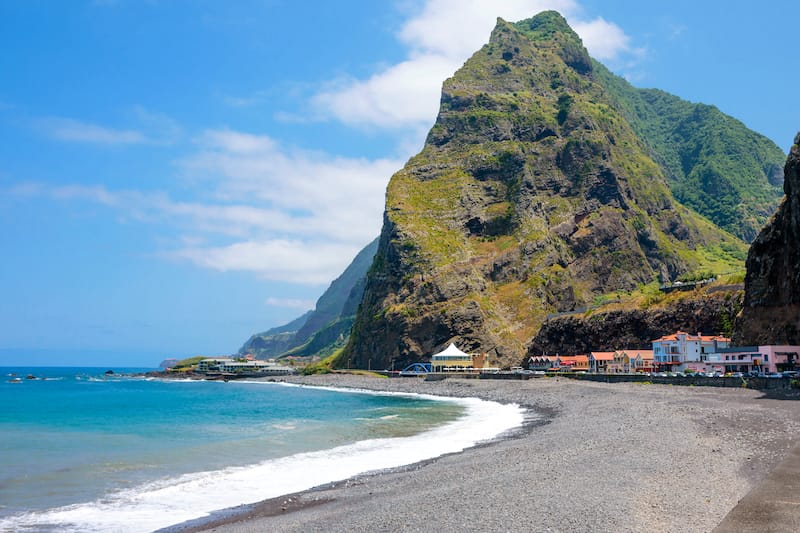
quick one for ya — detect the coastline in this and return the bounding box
[163,374,800,532]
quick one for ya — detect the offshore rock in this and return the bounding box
[735,133,800,344]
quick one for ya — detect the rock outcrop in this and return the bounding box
[735,134,800,344]
[341,12,752,370]
[530,288,742,357]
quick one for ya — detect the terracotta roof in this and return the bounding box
[619,349,654,360]
[589,351,615,361]
[651,331,731,343]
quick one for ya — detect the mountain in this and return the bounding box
[594,65,785,242]
[239,238,378,359]
[735,133,800,344]
[239,312,311,359]
[339,11,769,370]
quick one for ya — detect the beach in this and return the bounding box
[175,375,800,533]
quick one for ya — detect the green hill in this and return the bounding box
[595,64,785,242]
[341,11,769,370]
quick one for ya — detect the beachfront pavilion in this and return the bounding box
[430,343,475,371]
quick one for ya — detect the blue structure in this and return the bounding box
[399,362,432,375]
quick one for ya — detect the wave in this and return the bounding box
[0,387,525,533]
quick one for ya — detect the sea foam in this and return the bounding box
[0,386,525,533]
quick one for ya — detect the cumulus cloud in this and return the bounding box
[178,129,401,243]
[9,128,401,285]
[310,0,640,130]
[172,240,361,285]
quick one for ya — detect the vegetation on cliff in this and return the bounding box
[595,63,785,242]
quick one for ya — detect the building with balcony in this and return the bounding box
[713,346,800,373]
[651,332,730,372]
[588,351,615,373]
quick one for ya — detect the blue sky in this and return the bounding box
[1,0,798,367]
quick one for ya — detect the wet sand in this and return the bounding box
[168,375,800,533]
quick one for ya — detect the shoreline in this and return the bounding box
[167,375,800,532]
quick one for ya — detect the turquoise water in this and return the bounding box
[0,367,524,532]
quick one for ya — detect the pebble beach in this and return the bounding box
[175,375,800,533]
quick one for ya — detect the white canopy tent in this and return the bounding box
[433,343,470,357]
[430,343,473,371]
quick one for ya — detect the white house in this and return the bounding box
[651,331,730,372]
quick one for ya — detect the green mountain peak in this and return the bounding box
[268,11,784,372]
[512,11,580,43]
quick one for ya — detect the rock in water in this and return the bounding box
[735,133,800,344]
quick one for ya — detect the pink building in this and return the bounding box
[711,346,800,373]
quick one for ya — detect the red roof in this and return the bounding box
[590,351,615,361]
[651,331,730,343]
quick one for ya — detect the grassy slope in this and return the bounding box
[594,61,785,242]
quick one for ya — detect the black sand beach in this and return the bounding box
[172,375,800,533]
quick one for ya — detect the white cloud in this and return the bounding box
[178,129,402,244]
[265,297,316,310]
[8,128,401,285]
[172,240,359,285]
[131,106,183,145]
[33,117,146,144]
[309,0,641,130]
[164,129,402,282]
[32,108,182,146]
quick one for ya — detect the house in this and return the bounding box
[528,355,557,371]
[607,349,655,373]
[626,349,655,373]
[712,345,800,373]
[588,351,615,373]
[651,332,730,372]
[557,355,589,372]
[196,358,295,375]
[607,351,630,373]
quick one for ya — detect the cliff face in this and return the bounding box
[342,12,748,370]
[530,288,743,357]
[735,134,800,344]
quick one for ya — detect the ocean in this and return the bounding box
[0,367,524,532]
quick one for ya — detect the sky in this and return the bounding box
[1,0,798,367]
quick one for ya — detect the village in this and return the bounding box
[424,331,800,379]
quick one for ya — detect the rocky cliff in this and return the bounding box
[341,12,751,370]
[735,133,800,344]
[530,286,743,356]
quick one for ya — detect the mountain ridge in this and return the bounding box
[340,11,765,370]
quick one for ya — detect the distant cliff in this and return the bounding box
[341,11,763,370]
[735,133,800,344]
[239,238,378,359]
